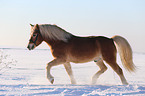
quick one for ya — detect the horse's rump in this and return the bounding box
[96,36,117,63]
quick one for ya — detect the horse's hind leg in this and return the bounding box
[103,52,128,84]
[64,62,76,84]
[108,62,128,85]
[92,59,107,84]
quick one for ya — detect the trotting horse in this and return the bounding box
[27,24,135,85]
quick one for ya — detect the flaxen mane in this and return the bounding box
[39,24,73,42]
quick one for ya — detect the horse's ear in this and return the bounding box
[30,24,34,27]
[36,24,39,29]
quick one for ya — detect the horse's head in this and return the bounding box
[27,24,43,50]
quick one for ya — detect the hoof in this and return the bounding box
[123,82,128,85]
[51,78,54,84]
[49,78,54,84]
[91,79,97,85]
[71,81,76,85]
[122,80,128,85]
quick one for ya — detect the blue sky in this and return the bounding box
[0,0,145,52]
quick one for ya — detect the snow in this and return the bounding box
[0,48,145,95]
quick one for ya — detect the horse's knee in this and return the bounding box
[46,63,52,70]
[101,66,107,73]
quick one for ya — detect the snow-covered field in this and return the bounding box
[0,48,145,96]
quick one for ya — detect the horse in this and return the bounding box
[27,24,135,85]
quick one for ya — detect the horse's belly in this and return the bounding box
[68,51,99,63]
[70,58,94,63]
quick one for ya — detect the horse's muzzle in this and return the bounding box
[27,44,35,50]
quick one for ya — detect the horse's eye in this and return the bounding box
[33,34,37,37]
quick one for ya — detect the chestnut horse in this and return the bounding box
[27,24,135,85]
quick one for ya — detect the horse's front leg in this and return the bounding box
[64,62,76,84]
[46,59,65,84]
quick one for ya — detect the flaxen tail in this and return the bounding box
[112,35,136,72]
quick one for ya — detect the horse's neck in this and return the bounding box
[44,39,55,46]
[44,39,64,48]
